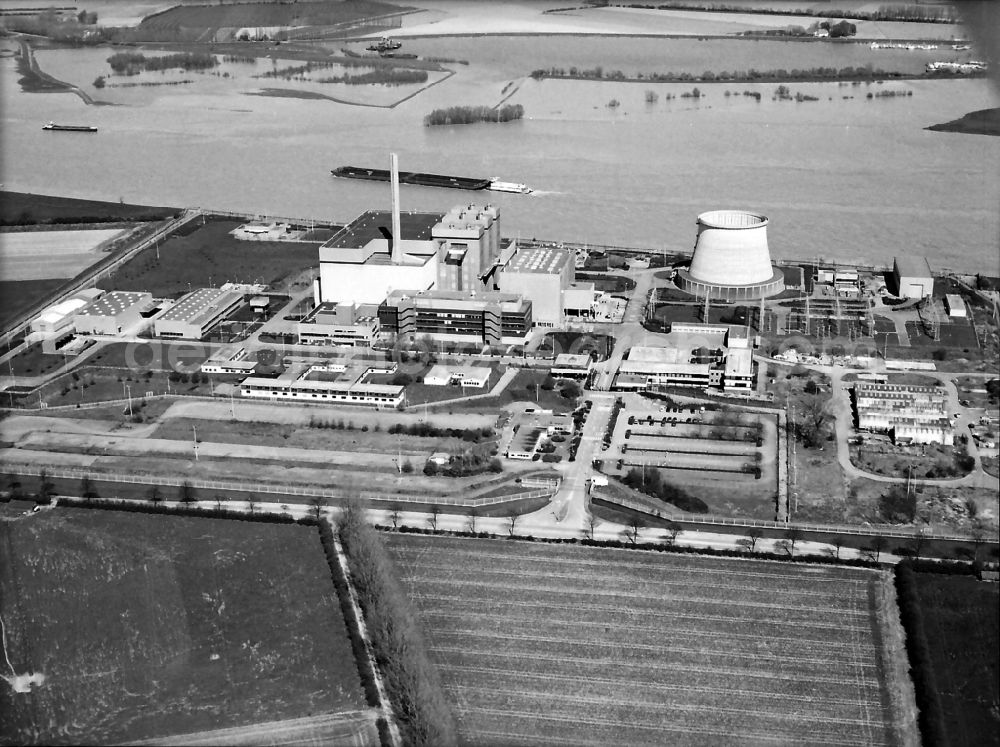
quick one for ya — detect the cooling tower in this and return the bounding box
[675,210,784,301]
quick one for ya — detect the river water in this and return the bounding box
[2,36,998,273]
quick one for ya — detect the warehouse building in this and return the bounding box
[379,289,532,346]
[154,287,245,339]
[891,256,934,299]
[551,353,594,379]
[31,289,104,339]
[73,291,154,335]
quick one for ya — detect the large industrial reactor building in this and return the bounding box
[674,210,784,301]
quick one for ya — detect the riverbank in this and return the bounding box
[927,107,1000,137]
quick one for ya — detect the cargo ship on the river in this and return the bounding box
[332,166,491,191]
[42,122,97,132]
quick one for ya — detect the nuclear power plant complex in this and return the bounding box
[674,210,785,301]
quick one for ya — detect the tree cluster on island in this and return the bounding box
[424,104,524,126]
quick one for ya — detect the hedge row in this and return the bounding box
[339,504,458,747]
[316,519,383,712]
[894,562,949,747]
[383,524,883,569]
[56,498,315,525]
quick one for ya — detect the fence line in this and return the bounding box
[3,462,555,508]
[591,490,998,544]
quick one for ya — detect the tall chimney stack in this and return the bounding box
[390,152,402,263]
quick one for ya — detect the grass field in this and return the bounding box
[0,191,178,226]
[0,229,126,281]
[0,509,367,745]
[385,534,903,746]
[915,573,999,747]
[98,218,319,297]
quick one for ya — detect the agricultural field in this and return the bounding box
[606,404,779,518]
[97,218,320,297]
[0,229,126,281]
[914,573,999,747]
[385,534,907,746]
[0,191,178,226]
[0,509,370,745]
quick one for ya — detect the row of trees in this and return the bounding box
[532,65,890,83]
[620,3,956,23]
[387,423,494,442]
[336,504,458,746]
[424,104,524,126]
[318,69,428,86]
[107,51,218,74]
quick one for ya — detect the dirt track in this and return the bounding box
[130,709,378,746]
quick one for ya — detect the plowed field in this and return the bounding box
[385,534,902,747]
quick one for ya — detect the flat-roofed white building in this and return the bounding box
[723,347,754,390]
[551,353,593,379]
[892,256,934,299]
[73,290,154,335]
[30,289,104,338]
[944,294,967,318]
[423,364,491,388]
[298,302,380,346]
[498,245,574,326]
[154,287,245,340]
[201,347,259,375]
[240,362,404,408]
[893,420,954,446]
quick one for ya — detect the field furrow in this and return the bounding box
[415,603,878,648]
[399,577,870,621]
[452,705,888,747]
[393,558,862,602]
[383,534,895,746]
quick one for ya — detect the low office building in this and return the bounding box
[893,420,954,446]
[201,347,259,375]
[423,364,491,387]
[892,256,934,299]
[240,361,404,408]
[614,324,755,392]
[154,287,245,339]
[562,282,602,318]
[854,382,951,443]
[73,291,154,335]
[551,353,593,379]
[379,289,532,346]
[298,302,380,346]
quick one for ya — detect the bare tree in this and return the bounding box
[797,394,833,448]
[584,513,597,541]
[663,520,682,546]
[429,504,442,531]
[506,508,520,537]
[147,485,163,504]
[969,522,987,563]
[80,476,98,502]
[178,480,196,504]
[389,504,402,529]
[830,534,847,559]
[310,494,326,521]
[744,527,764,552]
[625,516,645,546]
[784,527,804,556]
[467,506,480,534]
[909,530,928,561]
[246,493,257,515]
[864,535,887,563]
[36,469,55,504]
